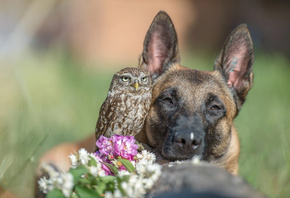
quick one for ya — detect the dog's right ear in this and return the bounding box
[139,11,180,81]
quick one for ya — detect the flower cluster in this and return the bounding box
[38,164,74,197]
[95,135,139,175]
[38,135,162,198]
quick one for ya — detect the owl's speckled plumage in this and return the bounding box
[95,67,152,140]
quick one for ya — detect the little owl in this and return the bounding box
[95,67,152,141]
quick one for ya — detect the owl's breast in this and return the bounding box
[101,90,152,136]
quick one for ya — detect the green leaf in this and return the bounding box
[71,193,79,198]
[99,176,116,192]
[75,185,102,198]
[100,175,115,183]
[119,175,131,182]
[95,181,106,195]
[96,176,116,193]
[116,176,126,196]
[69,165,88,183]
[78,177,91,185]
[88,156,98,167]
[85,172,95,181]
[117,158,136,173]
[46,189,65,198]
[102,162,119,175]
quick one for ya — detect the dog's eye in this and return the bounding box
[210,105,221,110]
[162,97,173,104]
[158,90,177,107]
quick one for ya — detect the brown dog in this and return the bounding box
[135,11,254,175]
[36,11,254,194]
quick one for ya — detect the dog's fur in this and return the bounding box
[36,11,254,195]
[135,11,254,175]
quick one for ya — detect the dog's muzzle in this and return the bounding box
[163,115,205,160]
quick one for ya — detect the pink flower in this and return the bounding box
[101,163,112,176]
[95,135,139,175]
[94,151,105,162]
[112,135,138,160]
[118,164,127,171]
[94,151,112,176]
[96,135,115,156]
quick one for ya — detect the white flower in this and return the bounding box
[51,176,63,189]
[126,187,134,198]
[89,166,99,177]
[145,164,154,174]
[87,153,106,177]
[41,163,59,178]
[128,175,138,186]
[104,191,113,198]
[143,178,154,189]
[141,150,149,157]
[121,181,128,190]
[131,160,136,167]
[113,189,123,198]
[89,153,101,164]
[38,164,63,194]
[89,152,97,159]
[136,160,147,175]
[146,163,160,173]
[133,160,162,194]
[61,173,74,197]
[141,150,156,164]
[126,174,148,198]
[150,169,162,183]
[118,170,130,177]
[78,148,89,165]
[136,153,143,159]
[38,177,50,193]
[134,180,146,197]
[89,165,106,177]
[68,154,78,168]
[121,181,133,197]
[98,169,106,177]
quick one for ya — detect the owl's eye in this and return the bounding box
[121,76,130,82]
[141,77,148,82]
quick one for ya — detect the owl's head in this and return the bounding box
[111,67,152,92]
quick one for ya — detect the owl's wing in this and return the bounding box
[95,95,120,140]
[95,100,109,140]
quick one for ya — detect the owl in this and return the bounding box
[95,67,152,141]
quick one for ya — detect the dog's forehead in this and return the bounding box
[156,69,223,92]
[153,68,234,106]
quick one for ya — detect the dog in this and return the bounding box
[36,11,254,195]
[135,11,254,175]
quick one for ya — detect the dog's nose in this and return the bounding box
[174,131,202,152]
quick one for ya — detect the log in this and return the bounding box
[148,161,265,198]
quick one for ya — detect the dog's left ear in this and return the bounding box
[139,11,180,81]
[215,24,254,108]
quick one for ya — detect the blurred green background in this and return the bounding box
[0,0,290,198]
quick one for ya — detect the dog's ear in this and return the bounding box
[214,24,254,108]
[139,11,180,81]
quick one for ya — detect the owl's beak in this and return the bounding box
[134,81,139,91]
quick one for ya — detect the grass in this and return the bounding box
[0,52,289,197]
[237,55,290,197]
